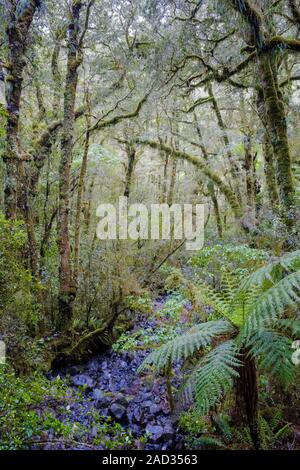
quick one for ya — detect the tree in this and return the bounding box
[140,250,300,449]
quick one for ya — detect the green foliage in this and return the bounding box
[112,324,179,352]
[178,410,208,434]
[0,214,45,371]
[154,292,188,321]
[0,213,40,329]
[124,292,152,314]
[86,411,137,449]
[247,329,294,385]
[140,251,300,418]
[138,319,233,372]
[214,414,233,443]
[0,365,140,450]
[164,267,185,292]
[0,366,69,449]
[184,435,226,450]
[259,410,292,450]
[184,341,241,414]
[189,244,269,278]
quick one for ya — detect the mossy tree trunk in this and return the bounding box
[3,1,39,276]
[124,141,136,198]
[74,89,91,287]
[57,0,83,330]
[208,83,243,206]
[258,53,294,213]
[194,115,223,237]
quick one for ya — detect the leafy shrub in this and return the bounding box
[179,410,208,434]
[124,292,152,314]
[0,213,40,329]
[164,267,185,292]
[189,244,269,282]
[112,324,180,352]
[0,214,45,371]
[154,292,189,321]
[0,365,69,449]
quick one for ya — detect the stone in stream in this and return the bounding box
[142,400,153,408]
[92,388,104,401]
[67,365,81,376]
[149,404,163,415]
[94,393,112,409]
[72,374,94,389]
[130,406,144,424]
[112,393,129,408]
[145,424,164,442]
[109,403,127,422]
[145,424,174,443]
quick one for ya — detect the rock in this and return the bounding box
[112,394,128,408]
[118,379,127,391]
[142,400,153,408]
[149,404,162,415]
[131,407,144,423]
[145,424,174,443]
[92,388,103,400]
[145,424,164,442]
[110,403,127,422]
[131,424,142,435]
[94,394,112,409]
[88,358,100,371]
[68,366,81,376]
[72,374,94,389]
[161,425,174,441]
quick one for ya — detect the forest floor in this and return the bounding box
[33,296,186,450]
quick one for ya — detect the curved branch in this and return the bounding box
[137,139,241,217]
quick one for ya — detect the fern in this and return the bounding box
[277,318,300,335]
[245,329,295,385]
[186,435,226,449]
[240,250,300,291]
[215,414,233,443]
[138,319,233,373]
[243,270,300,336]
[192,341,241,414]
[139,251,300,446]
[259,411,292,449]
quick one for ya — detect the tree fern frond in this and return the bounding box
[277,318,300,335]
[190,340,241,415]
[196,283,231,318]
[240,251,300,291]
[138,319,234,374]
[188,436,226,449]
[246,329,295,385]
[220,271,241,304]
[243,270,300,336]
[230,283,262,327]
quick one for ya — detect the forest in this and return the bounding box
[0,0,300,454]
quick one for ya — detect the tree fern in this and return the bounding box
[243,269,300,337]
[191,340,241,414]
[139,251,300,448]
[240,250,300,291]
[245,329,295,385]
[138,319,233,373]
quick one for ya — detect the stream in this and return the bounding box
[41,296,186,450]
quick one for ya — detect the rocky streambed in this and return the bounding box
[43,298,187,450]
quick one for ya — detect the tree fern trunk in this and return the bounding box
[236,347,260,450]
